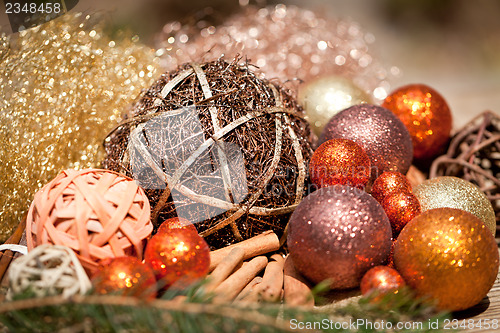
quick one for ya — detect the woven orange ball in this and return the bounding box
[26,169,153,272]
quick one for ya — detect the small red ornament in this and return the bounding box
[360,266,405,296]
[144,228,210,289]
[382,84,452,160]
[371,171,412,203]
[309,138,371,189]
[381,192,421,237]
[158,217,197,234]
[91,256,157,299]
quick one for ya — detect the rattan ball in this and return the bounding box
[8,244,91,299]
[103,58,315,248]
[26,169,153,272]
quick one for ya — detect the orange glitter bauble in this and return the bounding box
[309,138,371,189]
[371,171,412,203]
[381,192,421,237]
[394,208,499,311]
[144,228,210,290]
[360,266,405,296]
[158,217,197,234]
[382,84,452,160]
[91,256,157,299]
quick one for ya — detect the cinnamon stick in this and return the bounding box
[209,231,279,271]
[406,165,426,188]
[254,253,285,302]
[283,255,314,307]
[0,216,26,284]
[204,247,245,293]
[213,256,268,303]
[234,276,263,303]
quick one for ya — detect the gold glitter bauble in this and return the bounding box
[0,13,160,241]
[414,176,496,236]
[394,208,499,311]
[298,76,372,135]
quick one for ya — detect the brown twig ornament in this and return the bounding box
[103,58,315,248]
[430,111,500,228]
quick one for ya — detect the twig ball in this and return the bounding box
[26,169,153,272]
[103,58,315,248]
[8,244,91,299]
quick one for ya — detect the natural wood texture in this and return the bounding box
[209,231,279,271]
[458,249,500,332]
[283,255,314,307]
[212,256,268,303]
[0,216,26,285]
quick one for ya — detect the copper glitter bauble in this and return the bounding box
[287,185,392,289]
[26,169,153,272]
[144,228,210,289]
[382,84,452,160]
[156,4,393,101]
[381,192,421,238]
[158,217,198,234]
[394,208,499,311]
[309,138,371,190]
[360,266,405,296]
[371,171,412,203]
[91,256,157,299]
[0,13,160,241]
[319,104,413,180]
[414,176,496,236]
[103,58,314,249]
[298,76,372,135]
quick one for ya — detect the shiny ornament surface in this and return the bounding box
[0,13,160,241]
[414,176,496,236]
[144,228,210,289]
[371,171,412,203]
[298,76,372,135]
[382,84,452,160]
[309,139,371,190]
[394,208,499,311]
[360,266,405,296]
[381,192,421,237]
[158,217,198,234]
[157,4,394,100]
[287,185,392,289]
[319,104,413,180]
[91,257,157,299]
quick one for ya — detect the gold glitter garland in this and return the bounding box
[0,13,161,241]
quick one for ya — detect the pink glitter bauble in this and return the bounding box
[155,4,394,100]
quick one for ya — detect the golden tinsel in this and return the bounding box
[0,13,161,241]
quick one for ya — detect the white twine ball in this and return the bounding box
[8,244,91,299]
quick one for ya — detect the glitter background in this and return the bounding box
[0,14,160,241]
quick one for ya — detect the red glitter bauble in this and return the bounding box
[158,217,198,234]
[319,104,413,181]
[382,84,452,160]
[371,171,412,203]
[360,266,405,296]
[381,192,421,237]
[287,185,392,289]
[309,138,371,189]
[91,256,157,299]
[144,228,210,289]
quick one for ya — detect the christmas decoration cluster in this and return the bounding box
[1,4,499,323]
